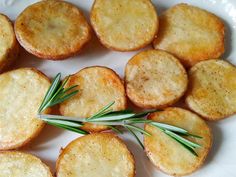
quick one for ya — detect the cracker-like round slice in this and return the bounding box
[0,68,51,150]
[125,49,188,109]
[0,151,53,177]
[0,14,19,72]
[56,133,135,177]
[186,59,236,120]
[15,0,91,60]
[60,66,127,132]
[144,107,212,176]
[90,0,158,51]
[153,3,225,67]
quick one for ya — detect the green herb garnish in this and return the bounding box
[37,73,202,156]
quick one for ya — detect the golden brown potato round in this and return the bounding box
[0,68,51,150]
[0,151,53,177]
[90,0,158,51]
[144,107,212,176]
[56,133,135,177]
[125,49,188,109]
[153,3,225,67]
[186,59,236,120]
[15,0,91,60]
[60,66,127,132]
[0,14,19,72]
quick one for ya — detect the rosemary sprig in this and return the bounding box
[38,101,154,148]
[37,73,202,156]
[38,73,79,113]
[38,73,86,134]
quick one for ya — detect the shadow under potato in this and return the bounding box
[203,122,223,166]
[124,139,157,177]
[10,46,45,71]
[22,124,65,151]
[79,31,110,60]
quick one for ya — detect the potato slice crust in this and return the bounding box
[60,66,127,132]
[15,0,91,60]
[0,68,51,150]
[153,3,225,67]
[56,133,135,177]
[90,0,158,51]
[0,151,53,177]
[125,49,188,109]
[186,59,236,120]
[0,14,19,72]
[144,108,212,176]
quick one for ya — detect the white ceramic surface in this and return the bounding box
[0,0,236,177]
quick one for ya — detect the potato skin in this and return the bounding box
[90,0,158,51]
[15,0,91,60]
[0,151,53,177]
[144,108,212,176]
[0,68,51,150]
[60,66,127,132]
[56,133,135,177]
[125,49,188,109]
[186,59,236,120]
[153,3,225,67]
[0,14,19,72]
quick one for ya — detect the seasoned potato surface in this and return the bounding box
[57,133,135,177]
[90,0,158,51]
[0,151,53,177]
[0,68,51,150]
[15,0,91,60]
[0,14,19,72]
[186,59,236,120]
[153,3,225,67]
[125,49,188,108]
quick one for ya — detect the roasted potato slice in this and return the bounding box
[144,108,212,176]
[90,0,158,51]
[15,0,91,60]
[60,66,127,132]
[153,3,225,67]
[125,49,188,109]
[0,68,51,150]
[0,14,19,72]
[186,59,236,120]
[0,151,53,177]
[56,133,135,177]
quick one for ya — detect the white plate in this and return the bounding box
[1,0,236,177]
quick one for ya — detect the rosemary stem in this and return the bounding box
[37,114,87,122]
[37,114,127,125]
